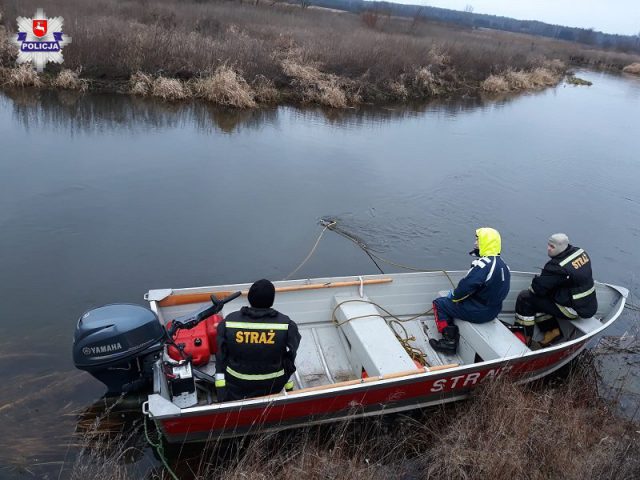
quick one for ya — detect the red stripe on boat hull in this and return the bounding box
[159,341,584,442]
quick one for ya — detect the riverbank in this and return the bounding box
[1,1,639,108]
[70,352,639,480]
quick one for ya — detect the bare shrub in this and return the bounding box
[623,62,640,75]
[192,65,257,108]
[151,77,188,101]
[7,64,42,88]
[413,67,438,95]
[387,79,409,100]
[53,69,88,91]
[129,71,153,96]
[481,74,509,92]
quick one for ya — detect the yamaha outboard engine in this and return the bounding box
[73,304,165,395]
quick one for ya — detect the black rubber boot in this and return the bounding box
[429,325,459,354]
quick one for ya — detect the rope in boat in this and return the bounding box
[143,415,180,480]
[331,299,433,366]
[388,319,430,366]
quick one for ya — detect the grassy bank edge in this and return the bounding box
[67,351,640,480]
[0,62,570,109]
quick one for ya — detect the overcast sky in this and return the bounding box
[389,1,640,36]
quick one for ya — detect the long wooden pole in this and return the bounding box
[158,278,393,307]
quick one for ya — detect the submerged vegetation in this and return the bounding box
[69,352,640,480]
[566,75,593,86]
[1,0,640,108]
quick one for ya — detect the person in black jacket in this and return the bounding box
[515,233,597,346]
[215,279,301,402]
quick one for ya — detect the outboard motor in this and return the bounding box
[73,304,165,395]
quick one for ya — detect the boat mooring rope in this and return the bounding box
[283,220,336,280]
[143,415,180,480]
[285,218,456,288]
[624,303,640,313]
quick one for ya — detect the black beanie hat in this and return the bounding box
[248,279,275,308]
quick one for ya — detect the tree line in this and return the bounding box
[304,0,640,54]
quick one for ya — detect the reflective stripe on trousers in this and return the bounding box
[572,286,595,300]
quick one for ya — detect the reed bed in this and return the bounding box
[622,63,640,75]
[67,352,640,480]
[2,0,640,107]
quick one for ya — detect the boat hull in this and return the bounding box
[156,338,586,443]
[143,271,627,443]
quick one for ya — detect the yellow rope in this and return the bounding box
[330,299,435,367]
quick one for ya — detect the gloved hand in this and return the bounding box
[469,248,480,257]
[447,290,454,299]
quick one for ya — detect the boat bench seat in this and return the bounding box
[456,318,530,361]
[564,316,602,334]
[435,291,530,360]
[333,294,417,377]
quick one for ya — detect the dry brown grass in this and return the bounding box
[0,15,13,67]
[421,367,636,479]
[52,69,88,91]
[622,62,640,75]
[252,74,280,104]
[6,63,42,87]
[2,0,636,106]
[505,70,533,90]
[281,59,349,107]
[412,67,439,96]
[192,65,257,108]
[482,67,561,93]
[482,74,510,92]
[530,67,560,87]
[129,71,153,96]
[151,76,188,101]
[68,355,640,480]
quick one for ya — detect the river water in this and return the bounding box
[0,71,638,477]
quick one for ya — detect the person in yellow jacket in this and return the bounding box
[430,228,511,354]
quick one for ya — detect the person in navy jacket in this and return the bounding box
[430,227,511,354]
